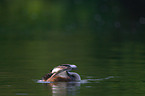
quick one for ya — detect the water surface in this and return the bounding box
[1,39,145,96]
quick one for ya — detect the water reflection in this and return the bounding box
[43,82,80,96]
[38,76,115,96]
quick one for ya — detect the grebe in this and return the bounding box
[42,64,81,82]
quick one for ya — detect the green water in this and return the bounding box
[1,0,145,96]
[1,38,145,96]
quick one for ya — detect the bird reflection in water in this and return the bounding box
[43,82,80,96]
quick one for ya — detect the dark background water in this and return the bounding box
[1,0,145,96]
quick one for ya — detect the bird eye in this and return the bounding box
[50,69,52,72]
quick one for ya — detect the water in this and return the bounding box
[37,76,117,96]
[1,39,145,96]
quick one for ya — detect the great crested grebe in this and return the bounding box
[42,64,81,82]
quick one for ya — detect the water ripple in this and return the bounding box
[37,76,116,84]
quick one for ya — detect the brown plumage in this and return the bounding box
[46,76,71,82]
[42,64,81,82]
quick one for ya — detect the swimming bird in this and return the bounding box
[42,64,81,82]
